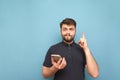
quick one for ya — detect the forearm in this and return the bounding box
[42,66,58,78]
[84,47,99,78]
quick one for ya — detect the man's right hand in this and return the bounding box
[51,57,67,70]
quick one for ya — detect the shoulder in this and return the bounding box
[73,42,83,49]
[48,42,62,51]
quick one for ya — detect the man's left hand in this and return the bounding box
[78,32,88,49]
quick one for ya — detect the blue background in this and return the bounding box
[0,0,120,80]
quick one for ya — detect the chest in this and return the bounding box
[53,45,84,65]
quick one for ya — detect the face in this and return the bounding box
[61,24,76,43]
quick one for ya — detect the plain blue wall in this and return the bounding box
[0,0,120,80]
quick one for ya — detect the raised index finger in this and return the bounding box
[82,32,86,39]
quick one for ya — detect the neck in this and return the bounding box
[63,40,74,45]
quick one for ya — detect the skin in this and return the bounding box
[42,24,99,78]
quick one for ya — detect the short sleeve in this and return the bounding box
[43,46,54,67]
[81,48,86,67]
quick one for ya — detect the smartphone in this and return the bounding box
[51,54,61,63]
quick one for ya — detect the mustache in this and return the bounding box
[64,34,71,36]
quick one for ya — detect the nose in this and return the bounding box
[66,30,70,34]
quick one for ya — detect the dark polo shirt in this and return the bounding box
[43,41,86,80]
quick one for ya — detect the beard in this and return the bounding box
[62,34,75,43]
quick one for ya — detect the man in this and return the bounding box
[42,18,99,80]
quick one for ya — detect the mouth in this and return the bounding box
[65,35,71,38]
[64,34,71,36]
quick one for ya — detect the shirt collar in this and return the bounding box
[61,41,76,46]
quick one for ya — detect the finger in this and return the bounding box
[58,58,64,69]
[59,57,66,69]
[51,57,54,62]
[57,58,62,64]
[82,32,86,39]
[63,57,67,65]
[51,57,56,64]
[59,58,64,67]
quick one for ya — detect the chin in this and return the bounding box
[64,39,73,43]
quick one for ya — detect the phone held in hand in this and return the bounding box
[51,54,61,63]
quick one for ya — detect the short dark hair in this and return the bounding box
[60,18,76,28]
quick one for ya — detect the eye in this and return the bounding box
[69,28,74,31]
[62,28,67,31]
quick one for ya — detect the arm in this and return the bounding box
[42,66,58,78]
[78,32,99,78]
[83,47,99,78]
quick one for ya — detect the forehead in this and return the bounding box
[61,24,75,28]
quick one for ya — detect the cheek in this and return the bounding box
[71,31,76,35]
[61,31,66,35]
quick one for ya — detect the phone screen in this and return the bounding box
[51,54,61,62]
